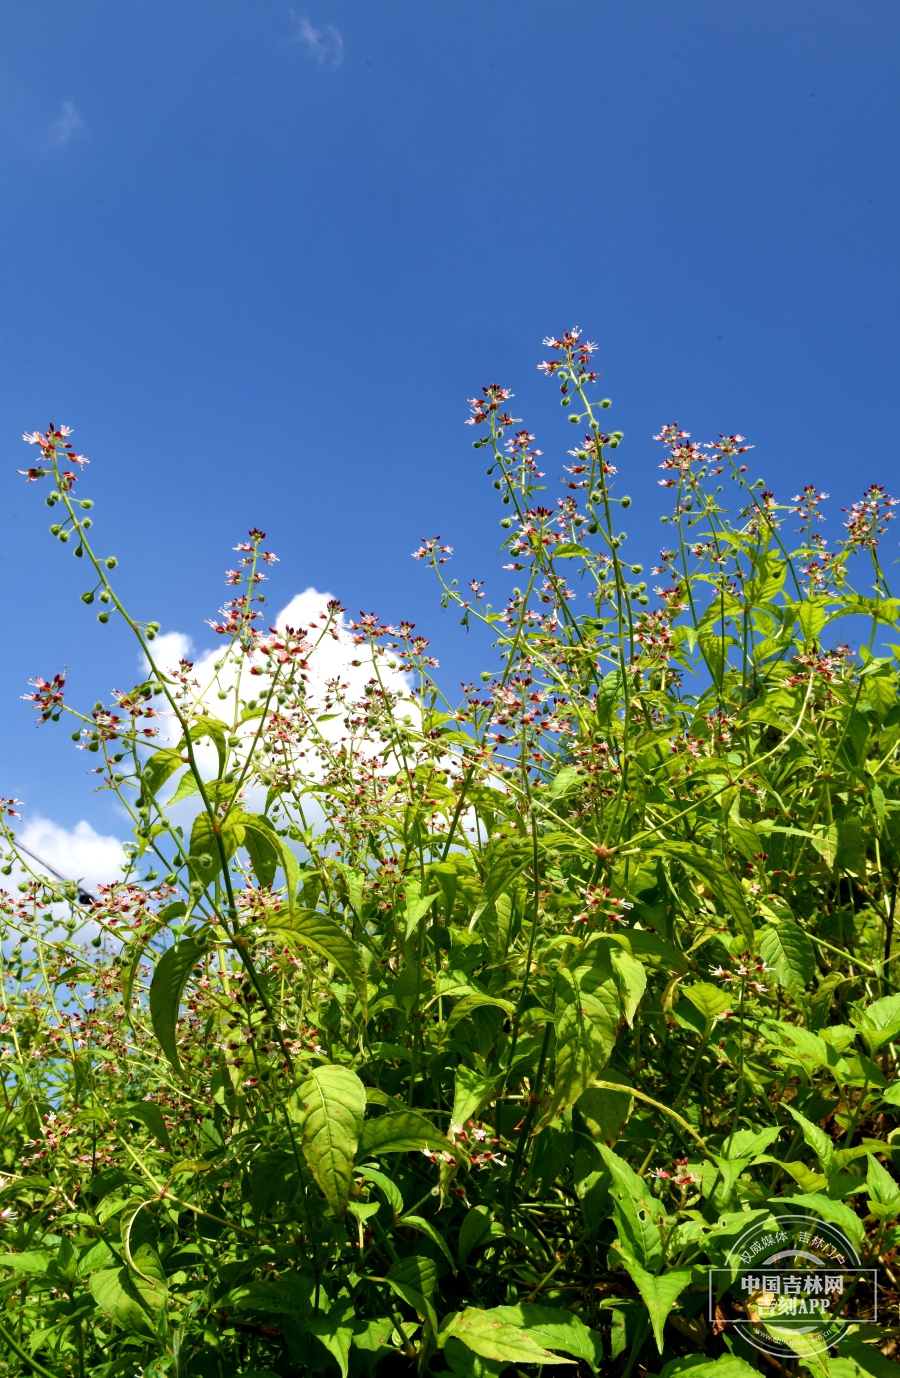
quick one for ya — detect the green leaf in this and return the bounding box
[239,813,280,888]
[139,748,184,800]
[167,771,200,806]
[446,993,515,1030]
[264,907,366,1018]
[149,938,207,1075]
[487,1305,603,1372]
[359,1110,460,1160]
[783,1104,835,1174]
[306,1301,355,1378]
[852,993,900,1054]
[597,1144,666,1271]
[293,1064,366,1218]
[458,1206,492,1264]
[387,1253,437,1300]
[577,1079,633,1147]
[116,1101,171,1150]
[470,850,532,931]
[547,962,620,1122]
[89,1267,156,1337]
[400,1214,457,1270]
[610,947,646,1026]
[187,810,242,890]
[681,982,730,1032]
[358,1168,404,1219]
[187,716,229,777]
[661,1356,760,1378]
[774,1193,864,1249]
[450,1066,498,1133]
[797,598,828,642]
[0,1251,54,1274]
[759,920,816,997]
[866,1154,900,1220]
[551,541,588,558]
[649,841,754,945]
[440,1308,571,1365]
[617,1254,692,1353]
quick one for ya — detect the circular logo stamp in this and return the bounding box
[709,1212,877,1359]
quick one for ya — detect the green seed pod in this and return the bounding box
[74,545,83,557]
[493,479,502,489]
[82,518,92,528]
[71,731,81,742]
[81,591,94,604]
[620,495,631,509]
[569,414,580,424]
[49,524,61,535]
[91,935,102,948]
[480,671,491,682]
[106,557,117,569]
[637,595,649,606]
[561,397,570,407]
[98,612,110,624]
[601,398,612,408]
[500,517,511,528]
[631,564,643,574]
[59,530,70,542]
[80,499,93,509]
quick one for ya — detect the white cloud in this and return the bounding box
[16,815,125,892]
[48,100,84,148]
[148,629,194,674]
[289,14,344,67]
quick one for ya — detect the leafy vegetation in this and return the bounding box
[1,331,899,1378]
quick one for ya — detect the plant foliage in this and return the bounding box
[1,333,899,1377]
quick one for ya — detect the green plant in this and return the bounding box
[1,332,898,1378]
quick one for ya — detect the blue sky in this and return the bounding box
[2,1,899,876]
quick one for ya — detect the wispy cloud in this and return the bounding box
[289,13,344,67]
[48,100,84,149]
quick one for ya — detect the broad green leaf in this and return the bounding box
[617,1254,692,1353]
[649,841,754,945]
[139,748,184,800]
[759,920,816,997]
[775,1193,864,1249]
[187,716,229,777]
[167,770,200,806]
[866,1154,900,1220]
[610,947,646,1026]
[549,765,583,799]
[187,810,242,889]
[359,1110,459,1160]
[387,1253,437,1299]
[682,982,730,1030]
[661,1356,760,1378]
[577,1078,633,1147]
[852,993,900,1054]
[358,1167,404,1219]
[89,1267,155,1336]
[116,1101,171,1150]
[797,598,828,642]
[450,1066,498,1133]
[0,1251,54,1274]
[547,962,620,1122]
[149,938,207,1075]
[458,1206,492,1265]
[446,993,515,1030]
[784,1104,835,1174]
[440,1308,570,1365]
[487,1304,603,1372]
[400,1214,456,1270]
[264,907,366,1017]
[306,1301,355,1378]
[239,813,280,888]
[294,1064,365,1218]
[251,1149,295,1225]
[597,1144,666,1271]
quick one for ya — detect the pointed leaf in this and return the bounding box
[440,1308,570,1365]
[359,1110,460,1160]
[759,921,816,997]
[487,1304,603,1372]
[548,963,620,1121]
[306,1301,355,1378]
[293,1064,366,1218]
[598,1144,666,1271]
[649,841,754,945]
[264,907,366,1017]
[617,1255,692,1353]
[149,938,207,1075]
[116,1101,171,1150]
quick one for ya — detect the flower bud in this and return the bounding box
[620,495,631,508]
[81,591,94,604]
[500,517,511,528]
[74,545,83,557]
[49,524,61,535]
[59,530,70,542]
[106,557,117,569]
[71,731,81,741]
[98,612,110,624]
[79,499,93,509]
[601,398,612,408]
[569,414,580,424]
